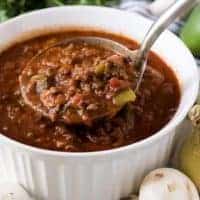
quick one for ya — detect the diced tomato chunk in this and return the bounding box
[109,77,129,90]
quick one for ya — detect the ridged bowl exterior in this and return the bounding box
[0,131,175,200]
[0,6,198,200]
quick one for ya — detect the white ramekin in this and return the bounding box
[0,6,199,200]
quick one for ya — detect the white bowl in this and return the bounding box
[0,6,198,200]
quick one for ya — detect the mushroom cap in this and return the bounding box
[139,168,199,200]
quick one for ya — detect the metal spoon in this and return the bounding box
[19,0,198,125]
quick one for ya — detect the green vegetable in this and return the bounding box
[46,0,65,6]
[179,104,200,191]
[113,88,136,107]
[179,128,200,191]
[0,0,118,22]
[0,0,46,20]
[0,10,8,22]
[95,62,108,75]
[180,5,200,56]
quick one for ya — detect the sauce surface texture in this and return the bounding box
[0,30,180,152]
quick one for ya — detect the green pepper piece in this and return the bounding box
[180,5,200,56]
[113,88,136,107]
[95,62,108,75]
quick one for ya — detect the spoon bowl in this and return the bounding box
[19,37,137,126]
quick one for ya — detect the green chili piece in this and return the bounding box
[113,88,136,107]
[95,63,108,75]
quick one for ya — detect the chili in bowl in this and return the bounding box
[0,30,180,152]
[0,6,198,200]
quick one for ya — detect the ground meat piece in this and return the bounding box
[7,105,21,120]
[55,66,71,82]
[107,54,125,66]
[86,103,99,111]
[70,93,83,107]
[40,88,66,109]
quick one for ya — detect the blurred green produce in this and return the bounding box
[179,128,200,191]
[179,104,200,191]
[180,5,200,57]
[0,0,118,22]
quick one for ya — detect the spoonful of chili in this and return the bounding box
[19,0,197,126]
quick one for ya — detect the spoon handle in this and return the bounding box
[135,0,199,91]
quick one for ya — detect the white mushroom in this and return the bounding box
[0,182,34,200]
[139,168,199,200]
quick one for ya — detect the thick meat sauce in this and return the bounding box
[19,41,136,126]
[0,31,180,152]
